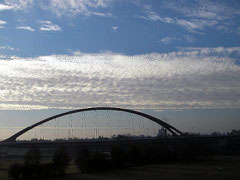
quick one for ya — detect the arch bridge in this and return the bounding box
[3,107,184,142]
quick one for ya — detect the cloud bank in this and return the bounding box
[0,0,112,17]
[2,0,33,11]
[0,48,240,110]
[45,0,112,17]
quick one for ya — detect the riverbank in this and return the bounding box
[1,156,240,180]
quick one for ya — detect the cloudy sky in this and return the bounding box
[0,0,240,138]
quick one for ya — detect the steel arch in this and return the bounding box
[3,107,184,142]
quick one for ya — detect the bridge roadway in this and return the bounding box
[0,136,231,157]
[0,138,169,157]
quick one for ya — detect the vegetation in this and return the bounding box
[6,131,240,179]
[8,163,22,180]
[8,146,72,179]
[4,140,239,179]
[75,148,90,172]
[2,156,238,180]
[74,140,213,174]
[111,146,129,168]
[53,146,72,176]
[24,147,42,166]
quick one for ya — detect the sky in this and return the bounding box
[0,0,240,140]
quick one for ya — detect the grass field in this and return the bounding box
[1,156,240,180]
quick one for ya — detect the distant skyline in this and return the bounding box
[0,0,240,139]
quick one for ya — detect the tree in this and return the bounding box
[8,163,22,180]
[111,146,129,168]
[24,147,42,166]
[75,148,90,172]
[53,146,72,176]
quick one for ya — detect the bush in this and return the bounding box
[8,146,73,179]
[127,146,142,165]
[8,163,22,180]
[36,163,56,178]
[154,144,176,162]
[53,146,72,176]
[111,146,129,169]
[24,147,42,166]
[141,146,157,164]
[179,140,213,161]
[75,148,90,172]
[8,148,42,179]
[20,164,36,179]
[88,152,111,172]
[127,145,175,165]
[75,150,111,173]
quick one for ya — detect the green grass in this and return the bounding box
[1,156,240,180]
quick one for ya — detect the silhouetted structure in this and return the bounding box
[3,107,184,142]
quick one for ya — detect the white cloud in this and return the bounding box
[0,3,13,11]
[0,45,15,51]
[0,0,112,18]
[3,0,33,11]
[137,5,174,24]
[0,48,240,110]
[184,35,196,43]
[176,19,202,31]
[176,18,217,33]
[112,26,118,32]
[179,47,240,55]
[16,26,35,32]
[160,35,195,44]
[92,12,112,17]
[43,0,112,17]
[161,37,174,44]
[137,1,240,34]
[0,20,6,28]
[216,25,230,32]
[39,21,61,31]
[137,4,218,33]
[167,0,240,21]
[166,0,240,33]
[139,14,174,24]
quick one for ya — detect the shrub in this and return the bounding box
[154,144,176,162]
[8,163,22,180]
[111,146,129,168]
[24,147,42,166]
[180,140,213,161]
[75,150,111,173]
[87,152,110,172]
[141,146,157,164]
[20,164,36,179]
[127,145,175,165]
[8,146,72,179]
[127,146,142,165]
[8,148,42,179]
[75,148,90,172]
[36,163,56,178]
[53,146,72,176]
